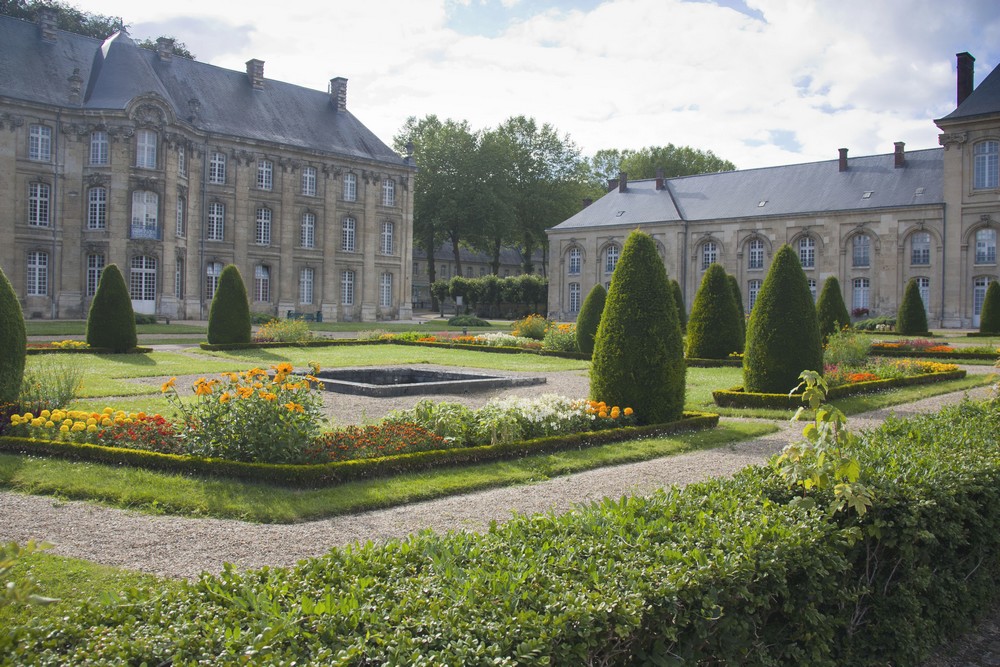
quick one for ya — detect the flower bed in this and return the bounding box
[870,338,999,360]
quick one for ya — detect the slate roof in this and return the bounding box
[550,148,944,232]
[939,59,1000,123]
[0,15,407,166]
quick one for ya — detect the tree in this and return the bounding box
[896,279,929,335]
[86,264,136,353]
[816,276,851,339]
[0,265,26,406]
[727,273,746,353]
[135,37,195,59]
[980,281,1000,334]
[686,264,743,359]
[207,265,251,345]
[670,279,687,333]
[591,231,685,424]
[589,144,736,182]
[575,283,606,355]
[743,245,823,394]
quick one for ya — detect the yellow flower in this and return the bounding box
[23,413,33,421]
[44,421,54,428]
[237,386,254,399]
[86,418,97,426]
[219,392,232,404]
[31,418,44,427]
[59,424,69,433]
[137,412,147,420]
[624,407,634,416]
[598,411,608,419]
[273,362,294,375]
[161,377,177,393]
[101,418,112,427]
[40,409,50,419]
[284,401,304,413]
[260,392,277,401]
[103,407,114,414]
[195,381,215,396]
[71,422,86,432]
[611,407,621,419]
[87,424,97,433]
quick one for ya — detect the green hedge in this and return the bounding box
[870,348,998,360]
[26,346,154,356]
[685,357,742,368]
[713,370,967,409]
[200,339,385,351]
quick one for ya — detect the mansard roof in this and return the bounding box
[939,60,1000,123]
[550,148,944,232]
[0,15,408,167]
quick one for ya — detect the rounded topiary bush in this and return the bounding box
[590,230,685,425]
[0,266,26,405]
[743,245,823,394]
[816,276,851,339]
[86,264,137,353]
[727,273,746,353]
[686,264,743,359]
[208,264,252,345]
[670,279,687,333]
[575,283,606,355]
[979,281,1000,334]
[896,279,929,335]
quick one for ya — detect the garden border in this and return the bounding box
[870,347,998,360]
[26,346,154,356]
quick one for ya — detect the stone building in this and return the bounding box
[548,53,1000,329]
[0,12,415,321]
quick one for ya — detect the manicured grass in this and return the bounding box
[0,421,775,523]
[308,320,512,333]
[25,320,206,336]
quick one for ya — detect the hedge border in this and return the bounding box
[686,357,742,368]
[967,331,1000,338]
[25,346,154,356]
[712,370,967,409]
[200,339,388,351]
[0,411,719,488]
[870,347,998,360]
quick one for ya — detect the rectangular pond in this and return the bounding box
[312,367,546,397]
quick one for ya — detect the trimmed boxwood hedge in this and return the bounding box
[869,348,998,360]
[26,346,154,356]
[0,266,26,406]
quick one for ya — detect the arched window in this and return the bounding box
[852,234,871,268]
[300,212,315,248]
[129,255,157,301]
[701,241,717,270]
[798,236,815,268]
[747,238,764,270]
[88,187,107,229]
[568,247,582,275]
[255,207,272,245]
[976,228,997,264]
[974,140,999,190]
[605,244,620,274]
[130,191,159,239]
[911,231,930,265]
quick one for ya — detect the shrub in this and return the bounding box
[85,264,137,353]
[542,322,578,352]
[18,356,83,414]
[252,318,314,343]
[448,314,489,327]
[854,315,895,331]
[207,265,252,345]
[305,423,452,462]
[686,264,743,359]
[591,230,685,424]
[743,244,823,393]
[823,328,871,367]
[575,283,606,355]
[0,266,26,406]
[670,278,687,333]
[897,278,929,335]
[980,281,1000,334]
[512,313,548,340]
[133,313,157,325]
[727,274,746,352]
[816,276,852,339]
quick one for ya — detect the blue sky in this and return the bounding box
[77,0,1000,170]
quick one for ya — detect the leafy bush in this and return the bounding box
[18,356,82,414]
[575,283,606,355]
[448,314,489,327]
[727,274,746,352]
[305,423,452,462]
[896,278,929,335]
[686,264,743,359]
[823,328,871,367]
[207,265,251,345]
[0,266,26,407]
[670,278,687,333]
[743,244,823,393]
[133,313,157,325]
[86,264,137,353]
[980,281,1000,334]
[252,318,314,343]
[250,311,276,325]
[542,322,578,352]
[511,313,548,340]
[816,276,851,339]
[591,230,685,424]
[854,315,895,331]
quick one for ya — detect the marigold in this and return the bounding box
[624,407,634,416]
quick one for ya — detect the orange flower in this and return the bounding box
[273,362,294,375]
[161,377,177,393]
[236,386,254,399]
[259,391,277,401]
[219,392,232,404]
[624,407,634,416]
[284,401,304,413]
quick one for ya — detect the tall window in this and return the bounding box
[209,152,226,184]
[301,167,317,196]
[605,244,620,273]
[808,278,817,301]
[381,221,394,255]
[136,129,157,169]
[86,254,105,297]
[28,183,50,226]
[569,282,581,312]
[701,241,717,270]
[798,236,815,268]
[26,251,48,296]
[916,277,930,311]
[852,234,871,267]
[207,202,225,241]
[29,124,51,161]
[911,231,930,265]
[853,278,870,311]
[342,217,356,252]
[300,267,315,304]
[380,272,392,307]
[341,269,354,305]
[568,247,582,275]
[176,196,186,237]
[976,228,997,264]
[748,238,764,270]
[177,145,186,176]
[131,191,159,238]
[129,256,157,301]
[87,187,107,230]
[974,140,999,190]
[382,179,395,206]
[747,279,762,311]
[89,131,109,165]
[175,256,184,299]
[343,173,357,201]
[254,265,271,302]
[300,212,315,248]
[974,277,995,322]
[255,207,272,245]
[205,261,223,300]
[257,160,273,191]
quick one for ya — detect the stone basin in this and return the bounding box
[312,367,546,397]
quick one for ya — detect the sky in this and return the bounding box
[69,0,1000,171]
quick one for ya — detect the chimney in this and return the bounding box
[68,68,83,104]
[38,8,57,42]
[655,168,664,191]
[156,37,174,62]
[582,198,593,208]
[894,141,906,168]
[957,52,975,107]
[329,77,348,111]
[618,171,628,193]
[246,59,265,90]
[838,148,849,172]
[607,178,619,192]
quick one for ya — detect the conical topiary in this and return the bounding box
[685,264,743,359]
[575,283,606,356]
[590,230,685,425]
[896,279,929,335]
[86,264,137,353]
[743,245,823,394]
[208,264,252,345]
[980,281,1000,334]
[670,278,687,333]
[727,273,746,353]
[816,276,851,339]
[0,266,26,406]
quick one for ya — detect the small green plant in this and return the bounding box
[823,328,871,368]
[1,541,58,608]
[511,313,548,340]
[253,319,314,343]
[86,264,137,353]
[19,356,83,413]
[575,283,606,355]
[207,265,252,345]
[0,266,26,406]
[448,314,489,327]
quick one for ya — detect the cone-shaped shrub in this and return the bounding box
[86,264,137,353]
[590,231,685,425]
[727,273,746,353]
[670,278,687,333]
[743,245,823,393]
[896,279,929,335]
[980,281,1000,334]
[575,283,606,355]
[686,264,743,359]
[0,266,26,405]
[208,264,252,345]
[816,276,851,339]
